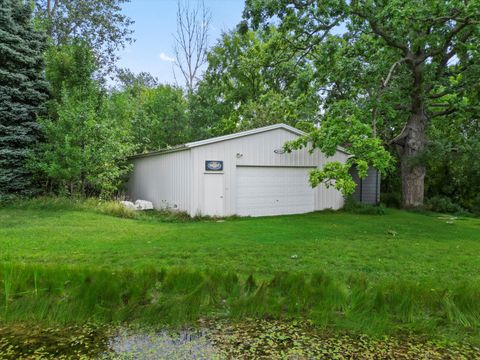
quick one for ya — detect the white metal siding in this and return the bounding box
[236,166,315,216]
[128,150,192,213]
[190,128,349,216]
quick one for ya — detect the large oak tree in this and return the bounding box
[244,0,480,207]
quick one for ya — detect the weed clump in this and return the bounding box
[343,197,386,215]
[94,200,139,219]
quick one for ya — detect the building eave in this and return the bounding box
[128,145,190,159]
[129,123,350,159]
[184,123,305,148]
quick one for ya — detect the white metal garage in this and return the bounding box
[127,124,349,217]
[236,166,315,216]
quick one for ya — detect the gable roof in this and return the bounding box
[185,123,304,147]
[130,124,304,159]
[130,123,349,159]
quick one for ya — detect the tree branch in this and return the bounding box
[350,6,408,54]
[429,80,468,99]
[427,19,471,59]
[173,0,211,91]
[390,124,408,146]
[429,103,450,107]
[382,58,407,88]
[47,0,59,17]
[430,108,456,118]
[368,19,408,54]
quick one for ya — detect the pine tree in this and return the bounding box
[0,0,49,198]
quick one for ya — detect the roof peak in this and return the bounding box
[185,123,304,148]
[130,123,304,159]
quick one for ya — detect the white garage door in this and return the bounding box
[236,166,315,217]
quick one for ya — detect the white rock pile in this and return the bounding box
[120,200,154,211]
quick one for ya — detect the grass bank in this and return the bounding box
[0,198,479,344]
[0,264,479,344]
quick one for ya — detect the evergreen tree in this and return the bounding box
[0,0,49,198]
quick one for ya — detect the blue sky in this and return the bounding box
[116,0,245,85]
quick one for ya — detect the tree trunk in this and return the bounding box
[399,113,427,208]
[396,56,428,208]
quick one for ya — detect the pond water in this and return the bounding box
[0,324,221,359]
[106,328,220,359]
[0,320,478,359]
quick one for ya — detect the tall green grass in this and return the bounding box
[0,264,478,342]
[0,196,228,221]
[0,196,138,218]
[0,196,195,221]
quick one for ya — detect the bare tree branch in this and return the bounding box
[173,0,211,92]
[371,57,407,136]
[390,123,408,146]
[382,58,407,88]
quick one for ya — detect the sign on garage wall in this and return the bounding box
[205,160,223,171]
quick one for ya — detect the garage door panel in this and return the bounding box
[236,166,315,216]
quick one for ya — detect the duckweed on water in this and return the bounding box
[0,321,479,359]
[0,323,108,359]
[205,319,480,359]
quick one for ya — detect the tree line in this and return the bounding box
[1,0,479,215]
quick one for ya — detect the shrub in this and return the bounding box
[425,196,466,214]
[380,192,401,208]
[343,196,386,215]
[141,209,193,222]
[459,194,480,216]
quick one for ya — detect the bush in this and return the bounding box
[459,194,480,216]
[140,209,193,222]
[380,192,401,208]
[425,196,466,214]
[93,200,139,219]
[343,197,386,215]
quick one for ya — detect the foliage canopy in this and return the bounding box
[243,0,480,206]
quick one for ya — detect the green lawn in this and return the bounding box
[0,204,479,283]
[0,201,479,343]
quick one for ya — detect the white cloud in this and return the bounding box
[159,52,175,62]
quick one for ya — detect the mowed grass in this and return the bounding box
[0,199,479,343]
[0,203,479,283]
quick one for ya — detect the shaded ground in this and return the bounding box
[0,321,478,359]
